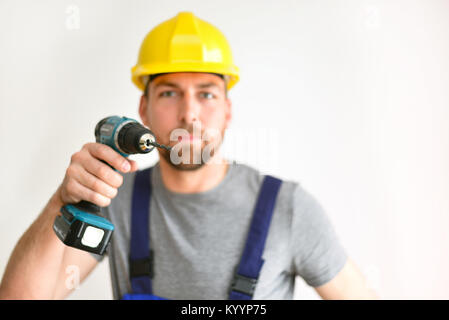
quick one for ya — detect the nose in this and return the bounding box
[178,91,200,125]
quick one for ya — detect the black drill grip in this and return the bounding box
[74,200,100,214]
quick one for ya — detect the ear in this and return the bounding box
[139,94,149,127]
[224,98,232,130]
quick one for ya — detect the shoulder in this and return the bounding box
[253,169,332,237]
[232,162,301,213]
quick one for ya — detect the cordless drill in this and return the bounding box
[53,116,170,255]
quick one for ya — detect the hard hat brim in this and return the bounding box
[131,62,240,91]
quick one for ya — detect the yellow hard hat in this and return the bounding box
[131,11,240,92]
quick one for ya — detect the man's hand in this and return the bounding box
[60,143,139,207]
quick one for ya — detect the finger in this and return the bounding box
[85,143,132,173]
[66,178,111,207]
[128,159,139,172]
[82,155,124,189]
[73,164,118,199]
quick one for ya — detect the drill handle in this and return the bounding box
[73,200,101,214]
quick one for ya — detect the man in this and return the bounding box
[0,12,378,300]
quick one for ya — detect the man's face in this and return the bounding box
[139,72,232,171]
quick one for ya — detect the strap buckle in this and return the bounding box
[129,250,154,278]
[230,272,258,297]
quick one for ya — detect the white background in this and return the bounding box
[0,0,448,299]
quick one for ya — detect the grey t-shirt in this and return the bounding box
[95,160,347,300]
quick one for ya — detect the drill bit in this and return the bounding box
[148,140,172,151]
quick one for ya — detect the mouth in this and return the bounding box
[177,134,201,142]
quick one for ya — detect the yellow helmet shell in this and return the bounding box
[131,12,240,91]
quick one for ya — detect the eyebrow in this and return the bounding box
[197,82,220,89]
[153,81,220,90]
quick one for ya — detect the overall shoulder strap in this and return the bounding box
[129,167,154,294]
[229,175,283,300]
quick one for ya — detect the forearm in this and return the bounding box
[0,187,67,299]
[315,258,380,300]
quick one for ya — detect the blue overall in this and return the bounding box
[122,167,282,300]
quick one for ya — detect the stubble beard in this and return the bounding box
[158,127,226,171]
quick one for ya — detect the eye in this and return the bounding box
[200,92,215,99]
[160,91,177,97]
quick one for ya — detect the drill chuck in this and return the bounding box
[116,122,155,154]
